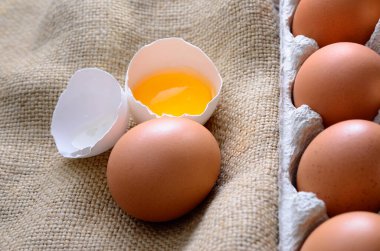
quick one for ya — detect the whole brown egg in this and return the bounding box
[301,212,380,251]
[107,118,221,222]
[297,120,380,217]
[292,0,380,47]
[293,42,380,127]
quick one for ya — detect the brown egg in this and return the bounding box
[292,0,380,47]
[297,120,380,216]
[293,42,380,127]
[107,117,221,222]
[301,212,380,251]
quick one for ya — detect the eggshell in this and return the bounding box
[293,42,380,127]
[125,38,222,125]
[301,212,380,251]
[51,68,129,158]
[297,120,380,216]
[106,118,221,222]
[292,0,380,47]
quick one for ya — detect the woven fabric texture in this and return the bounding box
[0,0,280,250]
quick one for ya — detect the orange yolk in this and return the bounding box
[132,70,213,116]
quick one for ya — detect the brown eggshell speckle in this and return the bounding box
[297,120,380,216]
[301,212,380,251]
[107,117,221,222]
[293,42,380,127]
[292,0,380,47]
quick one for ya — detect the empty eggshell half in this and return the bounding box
[125,38,222,125]
[51,68,129,158]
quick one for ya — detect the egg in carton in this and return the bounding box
[278,0,380,250]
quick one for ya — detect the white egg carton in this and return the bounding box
[278,1,380,250]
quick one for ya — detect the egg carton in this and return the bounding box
[278,1,380,250]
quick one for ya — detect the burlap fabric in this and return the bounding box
[0,0,279,250]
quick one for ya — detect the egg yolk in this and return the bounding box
[132,70,213,116]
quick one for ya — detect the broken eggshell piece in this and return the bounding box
[125,38,222,125]
[51,68,129,158]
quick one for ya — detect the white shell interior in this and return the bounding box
[51,39,222,158]
[279,1,380,250]
[125,37,222,125]
[51,68,129,158]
